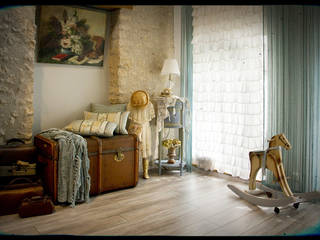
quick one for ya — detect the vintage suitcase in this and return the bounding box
[0,177,44,216]
[0,138,37,178]
[34,134,139,203]
[19,195,55,218]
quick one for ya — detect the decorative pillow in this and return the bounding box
[84,111,130,135]
[91,103,127,113]
[64,120,117,137]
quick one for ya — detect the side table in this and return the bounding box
[152,96,186,176]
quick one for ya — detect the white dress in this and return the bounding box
[127,102,155,158]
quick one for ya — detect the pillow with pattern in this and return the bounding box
[84,111,130,135]
[64,120,117,137]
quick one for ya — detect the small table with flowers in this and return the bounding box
[152,95,186,176]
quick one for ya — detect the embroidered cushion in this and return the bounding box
[64,120,117,137]
[84,111,130,135]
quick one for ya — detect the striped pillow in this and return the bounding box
[84,111,129,135]
[64,120,117,137]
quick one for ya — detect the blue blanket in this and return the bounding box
[40,128,90,207]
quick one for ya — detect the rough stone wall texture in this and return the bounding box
[108,6,175,104]
[0,6,36,144]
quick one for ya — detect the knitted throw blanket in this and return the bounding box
[40,128,90,207]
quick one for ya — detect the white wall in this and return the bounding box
[32,64,109,135]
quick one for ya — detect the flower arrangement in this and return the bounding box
[59,9,92,56]
[162,139,181,164]
[162,139,181,149]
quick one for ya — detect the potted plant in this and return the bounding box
[162,139,181,164]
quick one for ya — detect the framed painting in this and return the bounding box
[36,6,107,66]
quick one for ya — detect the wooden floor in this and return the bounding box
[1,167,320,236]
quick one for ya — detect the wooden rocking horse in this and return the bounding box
[228,133,320,213]
[248,133,293,196]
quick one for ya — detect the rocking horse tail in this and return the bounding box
[248,152,261,190]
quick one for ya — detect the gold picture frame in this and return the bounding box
[36,5,107,66]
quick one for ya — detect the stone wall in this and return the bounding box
[108,6,175,104]
[0,6,36,144]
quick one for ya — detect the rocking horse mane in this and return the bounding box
[268,133,292,150]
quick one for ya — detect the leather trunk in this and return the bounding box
[0,178,44,216]
[86,135,139,195]
[34,135,59,202]
[34,134,139,203]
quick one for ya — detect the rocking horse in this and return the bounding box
[228,133,320,213]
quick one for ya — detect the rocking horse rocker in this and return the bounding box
[228,133,320,214]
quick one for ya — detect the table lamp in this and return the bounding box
[160,58,180,96]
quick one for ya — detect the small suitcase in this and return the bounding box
[34,134,139,203]
[0,177,44,216]
[19,195,55,218]
[0,138,37,178]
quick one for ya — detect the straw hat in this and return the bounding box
[130,90,149,108]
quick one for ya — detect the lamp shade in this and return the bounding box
[161,58,180,76]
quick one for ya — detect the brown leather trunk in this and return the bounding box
[34,134,139,203]
[34,135,59,202]
[0,178,44,216]
[86,135,139,195]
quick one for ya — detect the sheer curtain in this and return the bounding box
[192,6,264,179]
[264,5,320,192]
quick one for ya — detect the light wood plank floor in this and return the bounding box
[1,167,320,236]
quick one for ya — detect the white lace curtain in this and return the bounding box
[192,6,264,179]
